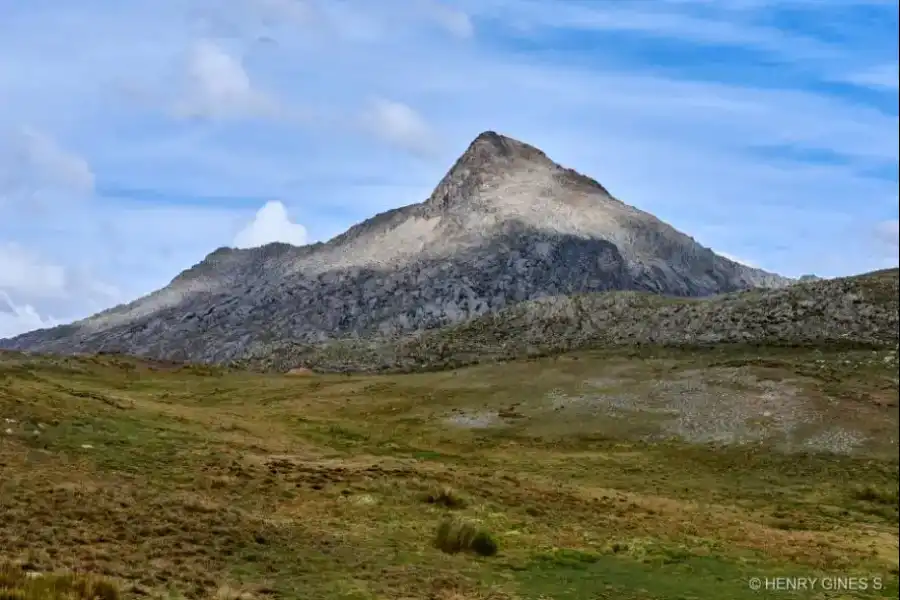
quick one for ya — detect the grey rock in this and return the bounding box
[1,131,793,363]
[240,269,898,373]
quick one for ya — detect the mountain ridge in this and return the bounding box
[1,130,794,362]
[233,268,898,373]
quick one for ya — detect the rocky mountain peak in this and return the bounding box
[464,130,551,163]
[423,130,609,217]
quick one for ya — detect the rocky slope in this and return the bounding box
[0,131,791,362]
[236,268,900,373]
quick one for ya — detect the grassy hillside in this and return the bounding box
[238,269,899,373]
[1,344,897,599]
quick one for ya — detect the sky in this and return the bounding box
[0,0,898,338]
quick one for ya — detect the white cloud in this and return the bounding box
[253,0,318,26]
[0,127,94,205]
[420,1,475,38]
[364,98,436,156]
[18,127,94,192]
[458,0,895,91]
[233,201,309,248]
[846,63,900,91]
[0,292,60,339]
[0,243,68,298]
[873,218,899,255]
[0,242,123,338]
[717,251,759,268]
[0,246,67,338]
[174,40,282,120]
[462,1,829,54]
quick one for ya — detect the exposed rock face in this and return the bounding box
[237,269,897,374]
[0,131,792,363]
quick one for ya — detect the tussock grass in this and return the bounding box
[852,483,900,506]
[424,485,469,509]
[434,518,499,557]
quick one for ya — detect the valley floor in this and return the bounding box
[1,346,898,599]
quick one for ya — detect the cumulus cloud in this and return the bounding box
[174,40,281,120]
[364,98,437,156]
[233,201,309,248]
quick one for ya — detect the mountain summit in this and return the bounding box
[423,130,610,214]
[0,131,792,363]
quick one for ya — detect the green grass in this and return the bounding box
[1,346,897,599]
[511,550,900,600]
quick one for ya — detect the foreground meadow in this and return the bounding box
[1,346,897,599]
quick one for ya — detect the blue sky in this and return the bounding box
[0,0,898,337]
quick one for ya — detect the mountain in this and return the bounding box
[0,131,793,363]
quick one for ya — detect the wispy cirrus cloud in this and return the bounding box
[0,126,94,209]
[846,63,900,91]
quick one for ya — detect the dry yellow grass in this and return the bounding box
[0,562,120,600]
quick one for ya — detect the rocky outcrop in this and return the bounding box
[0,131,792,363]
[236,269,900,373]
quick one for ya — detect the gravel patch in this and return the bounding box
[444,410,502,429]
[544,370,830,447]
[801,429,869,455]
[646,376,812,445]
